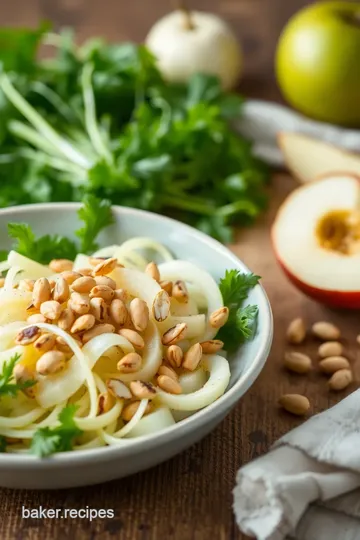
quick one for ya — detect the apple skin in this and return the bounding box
[276,2,360,127]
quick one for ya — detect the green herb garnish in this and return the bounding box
[0,353,35,397]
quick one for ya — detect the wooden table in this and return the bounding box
[1,2,359,539]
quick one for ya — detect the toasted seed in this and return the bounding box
[68,292,90,315]
[145,262,160,282]
[71,276,96,294]
[160,280,173,296]
[49,259,73,273]
[0,277,5,288]
[55,336,73,354]
[286,318,306,344]
[166,345,183,368]
[106,379,132,399]
[129,298,149,332]
[118,328,145,350]
[319,356,350,374]
[122,401,152,422]
[279,394,310,416]
[36,351,66,375]
[18,279,35,292]
[152,290,170,322]
[53,276,70,304]
[15,326,41,345]
[32,278,52,308]
[97,392,113,414]
[172,280,188,303]
[183,343,202,371]
[108,299,127,326]
[158,365,178,381]
[57,308,75,332]
[94,276,116,290]
[284,352,312,374]
[130,380,156,399]
[157,374,182,394]
[114,289,128,302]
[71,314,95,334]
[318,341,344,358]
[90,285,114,304]
[200,340,224,354]
[312,321,341,341]
[162,323,187,346]
[61,271,82,285]
[209,307,229,329]
[93,257,117,276]
[328,368,353,390]
[40,300,62,321]
[13,364,36,397]
[117,352,142,373]
[82,323,115,343]
[34,333,57,353]
[90,297,109,323]
[27,314,47,324]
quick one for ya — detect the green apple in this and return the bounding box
[276,2,360,126]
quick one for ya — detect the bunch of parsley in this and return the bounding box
[0,25,268,243]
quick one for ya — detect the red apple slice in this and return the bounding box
[278,132,360,183]
[272,174,360,308]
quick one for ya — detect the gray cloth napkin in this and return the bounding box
[235,100,360,165]
[233,390,360,540]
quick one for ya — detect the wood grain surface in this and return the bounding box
[1,1,359,539]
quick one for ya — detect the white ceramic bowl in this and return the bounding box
[0,203,272,489]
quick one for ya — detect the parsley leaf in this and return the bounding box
[75,194,114,254]
[30,404,82,457]
[0,353,35,398]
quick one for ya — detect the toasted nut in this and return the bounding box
[13,364,36,397]
[145,262,160,282]
[53,276,70,304]
[93,257,117,276]
[152,290,170,322]
[40,300,62,321]
[97,392,113,414]
[319,356,350,374]
[71,314,95,334]
[27,314,47,324]
[49,259,73,273]
[312,321,340,341]
[77,268,93,276]
[109,299,127,326]
[158,365,178,381]
[172,280,188,303]
[286,318,306,344]
[157,374,182,394]
[328,368,353,390]
[36,351,66,375]
[0,277,5,288]
[117,352,142,373]
[57,308,76,332]
[200,340,224,354]
[130,380,157,400]
[34,333,57,353]
[122,401,152,422]
[114,289,128,302]
[90,297,109,323]
[209,307,229,329]
[68,292,90,315]
[61,271,82,285]
[129,298,149,332]
[89,285,114,304]
[166,345,183,368]
[106,379,132,399]
[82,323,115,343]
[318,341,344,358]
[89,257,107,266]
[18,279,35,292]
[55,336,72,354]
[15,326,41,345]
[284,352,312,374]
[94,276,116,290]
[162,323,187,346]
[118,328,145,350]
[160,280,173,295]
[279,394,310,416]
[32,278,52,308]
[182,343,202,371]
[71,276,96,294]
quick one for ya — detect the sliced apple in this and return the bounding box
[272,174,360,308]
[278,132,360,183]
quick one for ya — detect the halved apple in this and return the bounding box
[278,132,360,183]
[272,174,360,308]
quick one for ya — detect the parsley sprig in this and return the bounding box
[0,353,35,398]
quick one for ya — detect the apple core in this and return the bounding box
[316,210,360,255]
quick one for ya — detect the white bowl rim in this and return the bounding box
[0,202,273,468]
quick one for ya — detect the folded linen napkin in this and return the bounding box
[234,100,360,166]
[233,390,360,540]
